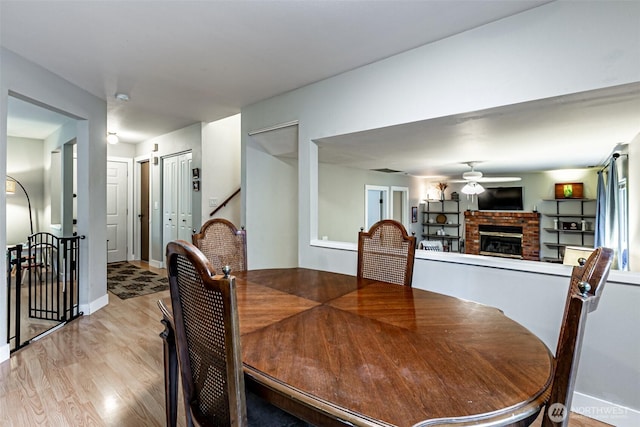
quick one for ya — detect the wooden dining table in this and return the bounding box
[160,268,553,427]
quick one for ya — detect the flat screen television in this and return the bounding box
[478,186,523,211]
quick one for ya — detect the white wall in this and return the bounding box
[318,164,422,242]
[107,141,136,158]
[6,136,44,244]
[201,114,241,227]
[242,2,640,424]
[1,47,108,362]
[243,137,298,269]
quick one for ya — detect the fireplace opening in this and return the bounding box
[479,225,523,259]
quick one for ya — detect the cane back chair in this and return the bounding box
[357,219,416,286]
[192,218,247,273]
[541,246,613,427]
[163,240,307,427]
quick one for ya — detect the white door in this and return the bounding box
[162,156,179,255]
[106,161,128,263]
[178,153,193,241]
[162,152,193,256]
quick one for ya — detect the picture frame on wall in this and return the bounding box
[555,182,584,199]
[192,168,200,179]
[411,206,418,223]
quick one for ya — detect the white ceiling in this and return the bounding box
[2,0,638,179]
[1,0,551,142]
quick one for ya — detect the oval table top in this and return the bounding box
[232,268,553,427]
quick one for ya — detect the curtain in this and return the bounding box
[605,158,621,269]
[594,171,606,248]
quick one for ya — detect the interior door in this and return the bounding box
[178,153,193,241]
[162,156,179,254]
[162,152,193,256]
[140,160,150,261]
[106,160,128,263]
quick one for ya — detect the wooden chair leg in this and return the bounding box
[160,316,178,427]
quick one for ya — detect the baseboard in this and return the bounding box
[149,259,164,269]
[79,292,109,315]
[572,392,640,427]
[0,343,9,364]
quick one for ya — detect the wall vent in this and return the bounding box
[371,168,402,173]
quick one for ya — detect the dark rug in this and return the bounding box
[107,262,169,300]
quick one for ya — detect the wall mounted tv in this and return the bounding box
[478,187,524,211]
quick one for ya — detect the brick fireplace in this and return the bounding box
[464,211,540,261]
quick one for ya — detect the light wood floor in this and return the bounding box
[7,270,63,351]
[0,261,610,426]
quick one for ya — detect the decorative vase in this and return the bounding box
[440,192,445,201]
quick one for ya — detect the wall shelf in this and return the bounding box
[541,199,596,262]
[543,228,595,234]
[421,200,462,252]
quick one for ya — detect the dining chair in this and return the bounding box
[357,219,416,286]
[192,218,247,273]
[541,246,613,427]
[163,240,308,427]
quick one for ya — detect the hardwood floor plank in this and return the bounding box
[0,262,612,427]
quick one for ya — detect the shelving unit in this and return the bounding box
[540,198,596,263]
[421,199,462,252]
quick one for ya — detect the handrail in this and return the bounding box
[209,188,241,217]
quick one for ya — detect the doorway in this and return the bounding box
[140,160,150,261]
[391,186,409,230]
[162,151,193,259]
[5,94,80,352]
[365,185,389,230]
[106,160,128,263]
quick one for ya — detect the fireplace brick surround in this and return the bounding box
[464,211,540,261]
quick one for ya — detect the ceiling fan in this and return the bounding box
[451,162,521,195]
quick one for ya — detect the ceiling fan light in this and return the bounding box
[461,182,485,195]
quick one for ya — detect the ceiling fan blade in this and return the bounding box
[476,176,522,183]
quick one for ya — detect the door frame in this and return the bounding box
[364,185,389,230]
[391,186,410,230]
[107,156,134,261]
[133,154,151,262]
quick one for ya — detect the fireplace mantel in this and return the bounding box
[464,211,540,261]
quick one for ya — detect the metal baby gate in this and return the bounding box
[6,232,83,352]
